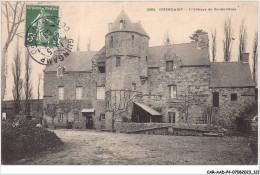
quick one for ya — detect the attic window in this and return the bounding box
[120,20,125,29]
[57,66,64,77]
[166,61,173,71]
[98,62,105,73]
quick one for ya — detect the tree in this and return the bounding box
[238,20,247,61]
[211,28,217,62]
[223,18,233,62]
[189,29,207,42]
[252,32,258,86]
[162,30,172,45]
[44,104,58,127]
[106,90,140,131]
[24,51,33,114]
[12,38,23,114]
[2,2,25,102]
[37,73,42,113]
[87,36,91,51]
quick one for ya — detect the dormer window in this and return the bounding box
[120,20,125,29]
[57,66,64,77]
[98,62,105,73]
[166,61,173,71]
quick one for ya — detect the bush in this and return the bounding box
[1,119,63,164]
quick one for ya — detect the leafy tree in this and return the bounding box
[189,29,207,42]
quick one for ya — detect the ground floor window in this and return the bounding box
[59,113,64,121]
[168,112,176,123]
[100,114,105,120]
[231,93,238,101]
[74,112,80,122]
[213,92,219,107]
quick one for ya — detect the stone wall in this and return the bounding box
[210,87,255,128]
[115,121,218,133]
[43,67,106,129]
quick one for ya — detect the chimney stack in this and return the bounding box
[197,33,209,49]
[108,23,113,32]
[241,53,249,63]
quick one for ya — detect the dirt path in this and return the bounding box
[24,129,252,165]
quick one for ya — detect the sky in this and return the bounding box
[1,1,258,101]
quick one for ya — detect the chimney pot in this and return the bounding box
[108,23,113,32]
[241,53,249,63]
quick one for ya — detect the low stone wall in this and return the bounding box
[115,122,220,133]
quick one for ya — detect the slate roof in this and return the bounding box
[210,62,255,88]
[107,10,149,37]
[44,51,97,72]
[148,42,209,67]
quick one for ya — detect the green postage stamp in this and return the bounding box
[25,5,59,48]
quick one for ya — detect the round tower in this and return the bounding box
[105,10,150,92]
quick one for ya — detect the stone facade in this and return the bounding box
[43,10,256,131]
[210,87,255,128]
[43,60,106,129]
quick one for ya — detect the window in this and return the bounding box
[132,83,136,90]
[100,114,105,120]
[74,112,79,122]
[97,86,105,100]
[132,35,135,45]
[213,92,219,107]
[57,66,64,77]
[120,20,125,29]
[168,112,176,123]
[59,113,64,121]
[231,93,237,101]
[146,56,148,62]
[76,87,83,100]
[98,62,105,73]
[116,57,121,67]
[166,61,173,71]
[168,85,177,99]
[109,36,113,48]
[58,87,64,100]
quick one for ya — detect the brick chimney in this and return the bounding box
[108,23,113,32]
[197,33,209,49]
[241,53,249,63]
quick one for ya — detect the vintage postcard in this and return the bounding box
[1,0,259,174]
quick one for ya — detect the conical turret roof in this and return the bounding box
[107,10,149,38]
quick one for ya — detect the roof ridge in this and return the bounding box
[149,42,195,48]
[210,61,246,64]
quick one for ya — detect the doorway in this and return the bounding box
[85,113,93,129]
[100,114,105,130]
[168,112,176,123]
